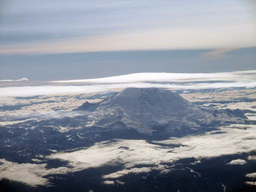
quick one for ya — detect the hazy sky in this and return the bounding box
[1,0,256,54]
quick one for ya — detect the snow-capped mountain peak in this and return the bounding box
[101,88,191,116]
[77,88,247,137]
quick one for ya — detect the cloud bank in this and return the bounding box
[0,70,255,97]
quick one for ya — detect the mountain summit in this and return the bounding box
[77,88,247,138]
[101,88,190,115]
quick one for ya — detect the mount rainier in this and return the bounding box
[75,88,247,138]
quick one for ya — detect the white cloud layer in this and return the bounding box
[0,70,255,97]
[52,70,256,83]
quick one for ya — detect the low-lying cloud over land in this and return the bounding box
[1,124,256,186]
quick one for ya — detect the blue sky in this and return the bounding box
[0,0,255,80]
[1,0,255,54]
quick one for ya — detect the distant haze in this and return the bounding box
[0,48,255,81]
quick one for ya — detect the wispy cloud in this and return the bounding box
[1,24,256,55]
[246,172,256,179]
[227,159,247,165]
[201,49,235,60]
[1,0,255,54]
[245,181,256,186]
